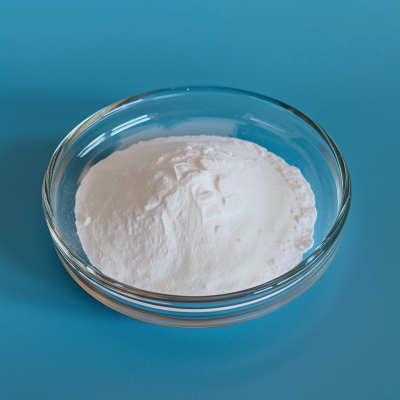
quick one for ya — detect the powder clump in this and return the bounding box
[75,136,317,295]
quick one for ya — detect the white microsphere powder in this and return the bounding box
[75,136,317,295]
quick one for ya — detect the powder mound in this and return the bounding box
[75,136,317,295]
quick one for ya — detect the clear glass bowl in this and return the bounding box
[42,87,351,328]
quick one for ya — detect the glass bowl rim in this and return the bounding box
[42,86,351,304]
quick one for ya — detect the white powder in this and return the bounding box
[75,136,317,296]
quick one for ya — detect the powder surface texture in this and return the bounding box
[75,136,317,295]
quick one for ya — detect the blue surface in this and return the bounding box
[0,1,399,399]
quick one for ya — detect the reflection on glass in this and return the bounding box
[111,115,151,136]
[250,117,285,133]
[78,133,106,158]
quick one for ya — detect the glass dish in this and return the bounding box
[42,87,351,328]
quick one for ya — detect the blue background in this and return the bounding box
[1,1,399,399]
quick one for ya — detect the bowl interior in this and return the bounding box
[50,87,342,276]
